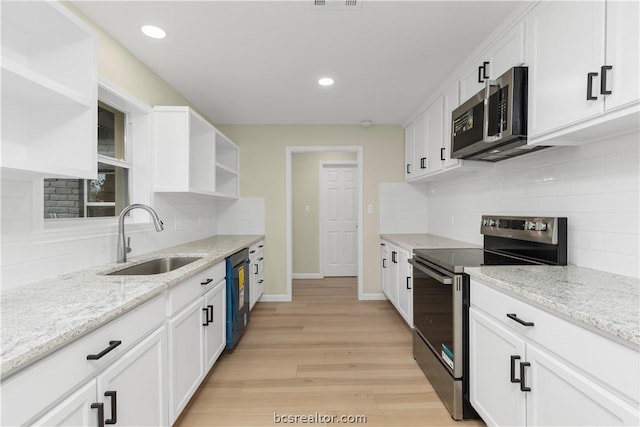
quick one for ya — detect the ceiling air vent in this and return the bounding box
[312,0,361,10]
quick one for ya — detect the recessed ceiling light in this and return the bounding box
[318,77,334,86]
[141,25,166,39]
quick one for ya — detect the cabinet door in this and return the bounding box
[404,123,414,180]
[396,249,412,326]
[469,307,526,427]
[388,246,400,307]
[526,343,640,426]
[459,60,486,104]
[442,83,461,169]
[425,97,444,174]
[526,1,606,138]
[204,282,226,372]
[96,327,168,427]
[168,298,205,424]
[412,112,428,178]
[488,22,525,81]
[32,380,98,427]
[604,0,640,112]
[381,243,390,298]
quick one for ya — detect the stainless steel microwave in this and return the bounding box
[450,66,546,162]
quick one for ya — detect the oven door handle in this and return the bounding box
[408,259,452,285]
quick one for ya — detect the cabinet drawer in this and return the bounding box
[471,279,639,403]
[167,262,225,316]
[0,295,165,426]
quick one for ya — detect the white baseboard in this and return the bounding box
[359,293,387,301]
[258,294,291,302]
[292,273,324,280]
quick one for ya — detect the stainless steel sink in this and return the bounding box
[106,256,202,276]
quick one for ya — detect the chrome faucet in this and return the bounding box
[117,204,164,263]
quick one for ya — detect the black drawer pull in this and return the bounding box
[587,72,598,100]
[91,403,105,427]
[201,278,213,286]
[258,279,264,284]
[104,391,117,424]
[259,244,264,248]
[87,340,122,360]
[601,65,612,95]
[250,250,256,254]
[520,362,531,392]
[507,313,534,327]
[440,147,445,161]
[254,264,259,274]
[510,355,521,383]
[202,308,210,326]
[406,276,411,290]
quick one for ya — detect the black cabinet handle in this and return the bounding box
[391,251,397,263]
[91,403,105,427]
[601,65,612,95]
[510,355,521,383]
[87,341,122,360]
[406,164,411,174]
[406,276,411,290]
[202,308,210,326]
[258,279,264,284]
[506,313,534,327]
[520,362,531,392]
[478,65,484,83]
[259,244,264,248]
[420,157,426,169]
[482,61,490,79]
[254,264,259,275]
[440,147,445,161]
[250,250,256,254]
[380,243,386,246]
[201,278,213,286]
[207,305,214,323]
[104,391,117,425]
[382,258,387,268]
[587,72,598,100]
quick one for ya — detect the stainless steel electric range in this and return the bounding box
[410,215,567,420]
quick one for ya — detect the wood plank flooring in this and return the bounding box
[175,277,485,427]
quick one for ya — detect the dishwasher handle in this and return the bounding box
[408,258,452,285]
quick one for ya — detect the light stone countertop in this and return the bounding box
[466,265,640,349]
[0,235,263,379]
[380,233,480,251]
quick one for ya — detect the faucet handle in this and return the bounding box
[126,237,132,254]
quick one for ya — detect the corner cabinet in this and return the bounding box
[1,0,98,178]
[526,0,640,145]
[469,279,640,426]
[153,106,239,199]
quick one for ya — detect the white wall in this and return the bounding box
[424,132,640,278]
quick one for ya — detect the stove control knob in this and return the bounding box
[526,221,537,230]
[535,222,548,231]
[488,219,496,227]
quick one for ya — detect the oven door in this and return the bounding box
[410,257,463,378]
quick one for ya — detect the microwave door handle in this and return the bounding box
[408,259,453,285]
[483,79,501,143]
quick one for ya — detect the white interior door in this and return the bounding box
[321,164,358,276]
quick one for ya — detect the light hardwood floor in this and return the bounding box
[175,277,485,427]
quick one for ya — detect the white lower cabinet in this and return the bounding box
[380,239,412,327]
[168,278,226,425]
[249,240,265,310]
[31,314,168,427]
[469,279,640,426]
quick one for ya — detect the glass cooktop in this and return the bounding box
[413,248,542,273]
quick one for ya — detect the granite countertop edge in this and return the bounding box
[1,234,264,379]
[465,265,640,350]
[380,233,481,251]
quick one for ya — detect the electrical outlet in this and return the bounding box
[367,204,374,214]
[304,205,311,213]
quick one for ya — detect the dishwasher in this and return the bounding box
[225,248,250,349]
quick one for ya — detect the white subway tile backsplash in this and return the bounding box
[424,132,639,278]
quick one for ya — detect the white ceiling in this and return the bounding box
[72,1,522,125]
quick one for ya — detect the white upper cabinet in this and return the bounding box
[526,0,639,144]
[441,83,461,169]
[459,22,525,104]
[153,106,239,198]
[1,0,98,178]
[412,111,428,178]
[404,122,415,180]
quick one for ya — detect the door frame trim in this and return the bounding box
[285,146,363,300]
